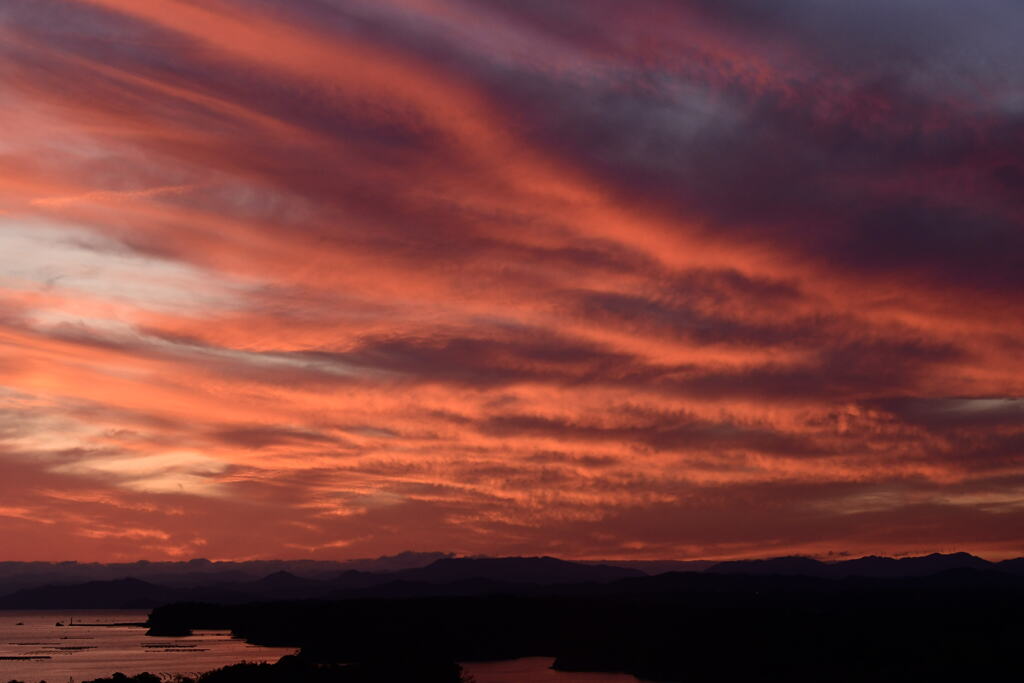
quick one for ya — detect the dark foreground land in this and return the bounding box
[141,569,1024,683]
[66,657,470,683]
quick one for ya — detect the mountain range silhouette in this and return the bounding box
[3,551,1024,609]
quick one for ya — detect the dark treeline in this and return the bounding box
[145,569,1024,682]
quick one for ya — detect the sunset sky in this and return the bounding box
[2,0,1024,562]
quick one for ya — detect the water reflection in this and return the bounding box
[462,657,645,682]
[0,611,294,681]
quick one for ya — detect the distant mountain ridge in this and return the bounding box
[584,559,717,574]
[3,552,1024,609]
[393,556,644,584]
[0,551,454,593]
[0,556,643,609]
[706,552,1004,578]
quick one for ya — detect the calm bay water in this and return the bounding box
[461,658,644,682]
[0,611,643,683]
[0,611,293,682]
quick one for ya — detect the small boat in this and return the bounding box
[14,622,23,626]
[55,621,64,627]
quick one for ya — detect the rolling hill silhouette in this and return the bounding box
[0,578,176,610]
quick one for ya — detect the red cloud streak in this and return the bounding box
[1,0,1023,561]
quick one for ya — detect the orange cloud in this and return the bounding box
[0,0,1022,562]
